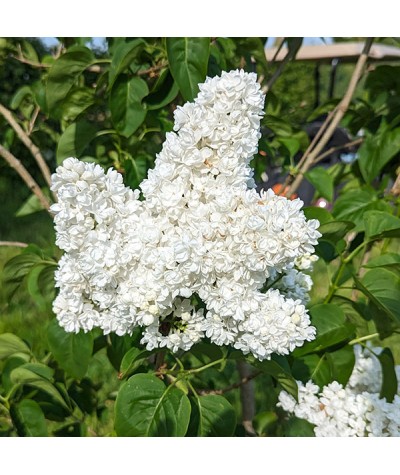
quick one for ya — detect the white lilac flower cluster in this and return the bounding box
[50,70,321,360]
[278,345,400,436]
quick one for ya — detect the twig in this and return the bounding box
[237,361,257,436]
[0,241,28,248]
[284,37,374,198]
[0,103,52,188]
[137,62,168,77]
[198,370,262,396]
[28,105,40,136]
[390,167,400,196]
[0,144,51,212]
[313,137,364,165]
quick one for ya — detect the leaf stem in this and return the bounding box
[348,333,379,345]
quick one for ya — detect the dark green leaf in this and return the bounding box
[145,69,179,110]
[190,343,225,366]
[377,348,398,402]
[188,395,236,437]
[46,46,95,112]
[109,76,148,137]
[252,356,298,400]
[263,115,293,137]
[355,268,400,326]
[0,333,31,360]
[305,166,334,202]
[114,373,191,436]
[292,354,332,388]
[358,127,400,184]
[364,210,400,240]
[293,304,355,356]
[10,399,48,437]
[47,319,93,379]
[10,86,34,110]
[59,87,95,121]
[123,155,148,190]
[108,39,146,89]
[167,38,210,102]
[56,120,97,164]
[326,345,355,386]
[1,354,30,392]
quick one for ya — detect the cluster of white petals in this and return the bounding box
[278,345,400,436]
[51,70,321,360]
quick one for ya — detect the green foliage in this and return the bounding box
[1,37,400,438]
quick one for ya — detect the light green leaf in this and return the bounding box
[0,333,31,360]
[115,373,191,436]
[56,120,97,164]
[305,166,334,202]
[167,38,210,102]
[47,320,93,379]
[364,210,400,240]
[119,347,151,379]
[15,188,51,217]
[364,253,400,273]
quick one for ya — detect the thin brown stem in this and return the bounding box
[263,44,299,94]
[0,144,51,212]
[198,370,262,396]
[313,137,364,165]
[284,37,374,198]
[237,361,257,436]
[137,62,168,77]
[0,103,52,188]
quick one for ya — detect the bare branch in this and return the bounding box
[0,103,52,188]
[284,38,374,198]
[237,361,257,436]
[0,241,28,248]
[198,370,262,396]
[0,144,52,213]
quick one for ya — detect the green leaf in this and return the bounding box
[377,348,398,402]
[253,411,278,436]
[364,253,400,273]
[145,69,179,110]
[326,345,355,386]
[10,364,69,410]
[358,127,400,184]
[119,347,151,379]
[47,320,93,379]
[188,395,236,437]
[15,188,51,217]
[355,268,400,326]
[56,120,97,164]
[364,210,400,240]
[190,343,225,366]
[305,166,334,202]
[166,37,210,102]
[283,417,315,437]
[123,155,148,190]
[59,87,95,121]
[263,115,293,137]
[318,220,355,243]
[114,373,191,436]
[278,137,300,158]
[10,85,34,110]
[332,187,392,231]
[252,356,298,400]
[10,399,48,437]
[293,304,355,357]
[292,354,332,388]
[1,354,30,392]
[303,206,333,225]
[0,333,31,360]
[108,39,146,89]
[46,46,95,112]
[109,76,148,137]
